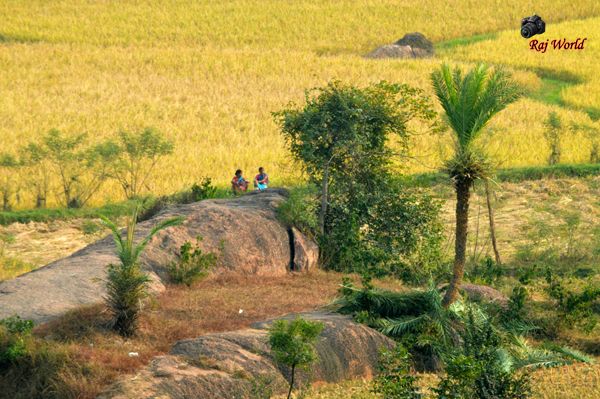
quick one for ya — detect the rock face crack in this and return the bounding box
[287,227,296,271]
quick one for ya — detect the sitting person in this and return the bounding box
[253,167,269,191]
[231,169,248,194]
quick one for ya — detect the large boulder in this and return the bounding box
[98,311,394,399]
[0,189,319,324]
[366,32,434,59]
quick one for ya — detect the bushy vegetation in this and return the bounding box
[0,316,34,367]
[0,315,89,399]
[276,81,445,282]
[167,237,218,287]
[334,278,594,397]
[433,313,532,399]
[371,345,422,399]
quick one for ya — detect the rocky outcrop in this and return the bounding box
[460,283,508,307]
[0,189,320,324]
[438,282,508,307]
[366,32,434,59]
[98,311,394,399]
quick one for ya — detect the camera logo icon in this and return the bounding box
[521,15,546,38]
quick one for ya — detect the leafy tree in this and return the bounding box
[109,128,174,199]
[276,81,443,279]
[275,81,436,236]
[42,129,120,208]
[431,64,521,306]
[0,153,20,211]
[268,317,324,399]
[19,142,52,208]
[101,208,182,336]
[371,345,422,399]
[543,111,562,165]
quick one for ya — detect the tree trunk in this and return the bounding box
[443,179,471,307]
[36,193,46,209]
[2,193,10,211]
[287,363,296,399]
[318,165,329,236]
[485,180,501,265]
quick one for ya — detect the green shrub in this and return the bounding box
[0,316,34,368]
[0,330,89,399]
[547,281,600,333]
[507,286,528,320]
[167,237,218,287]
[268,317,324,399]
[322,183,444,284]
[371,345,422,399]
[434,313,532,399]
[190,177,217,201]
[467,256,503,285]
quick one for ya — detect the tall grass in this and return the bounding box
[0,1,598,206]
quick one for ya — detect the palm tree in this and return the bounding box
[101,208,183,336]
[431,63,521,306]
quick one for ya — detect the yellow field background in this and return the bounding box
[1,1,599,206]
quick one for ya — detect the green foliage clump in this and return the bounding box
[190,177,218,201]
[0,316,34,367]
[433,313,532,399]
[546,279,600,333]
[467,256,504,285]
[371,345,422,399]
[323,183,445,284]
[335,279,593,376]
[505,285,528,323]
[268,317,324,399]
[102,209,183,336]
[167,237,217,287]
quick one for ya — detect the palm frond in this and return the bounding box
[431,63,522,154]
[133,216,184,259]
[541,343,595,364]
[100,215,125,255]
[380,314,430,337]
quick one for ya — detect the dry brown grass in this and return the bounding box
[33,270,350,398]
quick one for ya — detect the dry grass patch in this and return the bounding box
[29,270,350,398]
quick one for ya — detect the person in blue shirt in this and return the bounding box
[253,167,269,191]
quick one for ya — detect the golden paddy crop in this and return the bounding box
[0,1,599,206]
